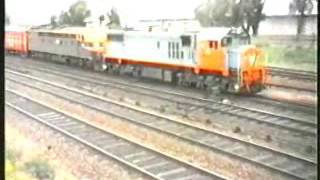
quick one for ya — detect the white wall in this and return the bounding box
[258,15,317,36]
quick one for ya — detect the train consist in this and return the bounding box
[5,26,267,94]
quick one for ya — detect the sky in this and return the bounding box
[5,0,318,26]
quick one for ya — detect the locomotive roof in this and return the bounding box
[106,27,231,38]
[29,27,108,35]
[5,25,32,32]
[28,26,232,41]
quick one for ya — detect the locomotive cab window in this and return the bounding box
[221,37,232,47]
[233,36,249,46]
[107,34,124,42]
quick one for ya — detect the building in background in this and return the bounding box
[258,15,317,36]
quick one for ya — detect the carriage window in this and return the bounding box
[181,35,191,47]
[181,51,184,59]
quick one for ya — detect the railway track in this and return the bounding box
[6,69,317,180]
[266,67,317,93]
[6,64,317,137]
[230,93,316,117]
[6,57,316,109]
[267,67,317,81]
[265,83,316,93]
[6,90,224,180]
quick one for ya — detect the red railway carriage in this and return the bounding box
[5,26,30,55]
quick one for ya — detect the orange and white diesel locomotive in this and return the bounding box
[5,26,267,94]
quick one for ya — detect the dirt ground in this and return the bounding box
[5,121,78,179]
[5,107,148,180]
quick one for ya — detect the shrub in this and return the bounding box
[24,159,55,180]
[5,148,18,163]
[5,159,16,177]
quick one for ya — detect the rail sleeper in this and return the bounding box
[6,90,225,180]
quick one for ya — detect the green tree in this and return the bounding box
[58,0,91,26]
[289,0,315,40]
[99,15,105,26]
[50,15,58,28]
[107,7,121,28]
[194,0,265,37]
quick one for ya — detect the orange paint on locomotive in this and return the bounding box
[196,41,228,76]
[240,47,267,90]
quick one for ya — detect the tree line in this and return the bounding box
[194,0,316,39]
[49,0,121,28]
[5,0,315,40]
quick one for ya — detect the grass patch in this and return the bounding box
[24,159,55,180]
[5,145,55,180]
[253,37,317,72]
[6,148,19,164]
[263,46,316,72]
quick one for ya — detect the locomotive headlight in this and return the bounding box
[102,63,107,70]
[234,84,240,91]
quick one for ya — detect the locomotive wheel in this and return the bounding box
[66,59,71,65]
[93,60,105,72]
[78,59,85,68]
[218,80,228,93]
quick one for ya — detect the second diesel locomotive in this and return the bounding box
[100,27,267,93]
[5,26,267,94]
